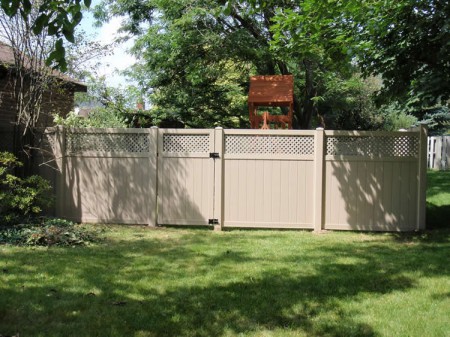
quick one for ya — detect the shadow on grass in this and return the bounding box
[1,230,449,337]
[426,203,450,231]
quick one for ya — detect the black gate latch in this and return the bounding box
[209,152,220,159]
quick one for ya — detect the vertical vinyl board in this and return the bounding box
[399,162,410,228]
[297,161,306,224]
[229,160,240,221]
[247,160,257,224]
[186,158,196,220]
[391,162,402,227]
[223,160,233,221]
[254,160,265,224]
[348,162,359,228]
[383,162,395,226]
[238,160,248,223]
[262,160,273,222]
[336,161,347,226]
[126,158,136,221]
[373,162,384,228]
[200,160,210,221]
[325,161,342,228]
[305,162,314,225]
[325,162,334,226]
[288,161,298,224]
[357,162,368,229]
[409,163,419,227]
[324,162,334,227]
[366,162,375,229]
[279,161,291,225]
[78,158,93,220]
[271,160,282,224]
[110,157,121,221]
[224,161,231,221]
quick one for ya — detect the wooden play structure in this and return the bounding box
[248,75,294,129]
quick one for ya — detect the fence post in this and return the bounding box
[417,123,428,230]
[314,127,325,232]
[213,127,224,231]
[148,126,159,227]
[54,125,65,218]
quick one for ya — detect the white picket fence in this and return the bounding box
[37,125,428,232]
[428,136,450,170]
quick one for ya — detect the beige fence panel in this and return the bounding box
[222,129,316,229]
[323,131,422,231]
[157,129,215,226]
[62,128,157,225]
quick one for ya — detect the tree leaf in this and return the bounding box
[32,14,49,35]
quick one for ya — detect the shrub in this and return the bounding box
[0,152,53,225]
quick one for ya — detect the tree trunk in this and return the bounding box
[301,58,317,129]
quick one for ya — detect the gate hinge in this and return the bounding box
[209,152,220,159]
[208,219,219,225]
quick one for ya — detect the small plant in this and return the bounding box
[0,152,53,225]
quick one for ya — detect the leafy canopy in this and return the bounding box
[1,0,91,70]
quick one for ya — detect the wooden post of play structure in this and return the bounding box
[248,75,294,129]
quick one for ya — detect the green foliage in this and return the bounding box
[71,76,156,128]
[420,106,450,136]
[95,0,389,129]
[0,0,91,70]
[0,152,53,225]
[54,110,127,128]
[347,0,450,106]
[316,74,384,130]
[378,103,418,131]
[94,0,449,130]
[0,218,101,246]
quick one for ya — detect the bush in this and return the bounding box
[0,218,102,246]
[0,152,53,225]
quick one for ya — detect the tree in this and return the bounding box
[1,1,58,169]
[70,75,146,128]
[1,0,91,70]
[1,1,107,174]
[348,0,450,106]
[102,0,268,128]
[96,0,376,129]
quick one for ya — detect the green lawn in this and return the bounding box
[1,171,449,337]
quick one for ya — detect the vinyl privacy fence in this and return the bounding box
[38,125,427,232]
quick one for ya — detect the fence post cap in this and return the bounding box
[215,126,224,130]
[316,127,324,131]
[150,126,159,129]
[398,128,407,132]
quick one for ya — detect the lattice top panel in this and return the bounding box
[326,135,419,157]
[225,135,314,155]
[67,132,151,154]
[162,134,210,153]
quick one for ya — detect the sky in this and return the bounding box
[77,2,136,88]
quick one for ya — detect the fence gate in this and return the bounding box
[157,129,220,226]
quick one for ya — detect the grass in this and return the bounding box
[0,172,449,337]
[426,170,450,229]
